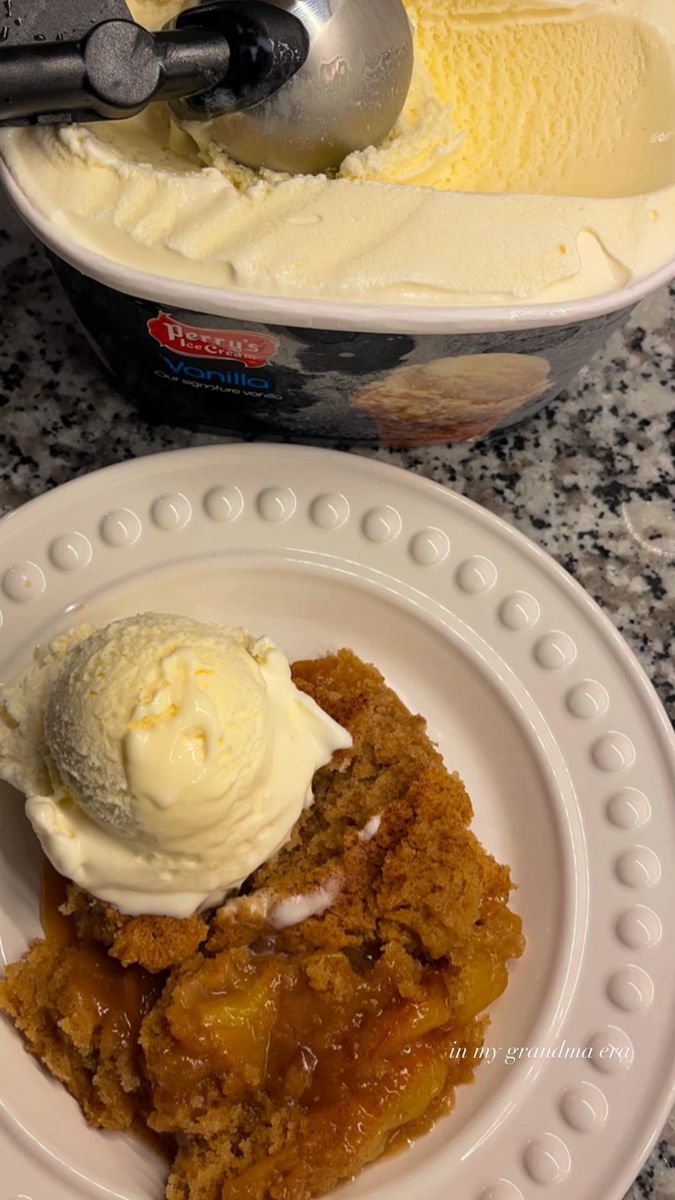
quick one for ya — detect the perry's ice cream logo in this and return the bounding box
[147,313,279,367]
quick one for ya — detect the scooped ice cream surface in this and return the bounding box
[0,614,351,917]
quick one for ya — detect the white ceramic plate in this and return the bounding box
[0,444,673,1200]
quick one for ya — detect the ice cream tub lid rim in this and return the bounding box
[2,163,673,336]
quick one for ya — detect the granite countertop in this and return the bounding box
[0,193,673,1197]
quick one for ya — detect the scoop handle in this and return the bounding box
[0,41,89,123]
[0,2,309,128]
[0,19,230,125]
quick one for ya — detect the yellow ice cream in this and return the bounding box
[343,1,675,198]
[0,614,351,917]
[1,0,675,305]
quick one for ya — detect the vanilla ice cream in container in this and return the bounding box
[2,0,674,444]
[0,614,351,917]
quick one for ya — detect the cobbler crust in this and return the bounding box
[62,884,208,972]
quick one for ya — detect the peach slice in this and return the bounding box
[221,1037,453,1200]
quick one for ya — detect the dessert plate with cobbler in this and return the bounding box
[0,445,673,1200]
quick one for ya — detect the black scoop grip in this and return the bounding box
[0,20,230,125]
[0,2,309,128]
[170,1,310,119]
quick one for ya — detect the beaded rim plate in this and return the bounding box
[0,444,673,1200]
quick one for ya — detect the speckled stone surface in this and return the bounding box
[0,192,673,1197]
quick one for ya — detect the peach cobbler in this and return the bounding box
[1,650,524,1200]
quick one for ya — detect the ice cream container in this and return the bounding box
[4,168,674,446]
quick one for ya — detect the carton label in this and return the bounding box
[147,312,279,367]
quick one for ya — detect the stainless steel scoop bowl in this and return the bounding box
[170,0,414,175]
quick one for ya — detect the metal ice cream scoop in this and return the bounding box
[170,0,415,174]
[0,0,413,174]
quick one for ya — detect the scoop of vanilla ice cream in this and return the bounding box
[0,614,351,916]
